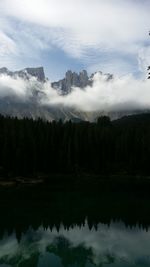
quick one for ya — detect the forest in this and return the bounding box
[0,113,150,179]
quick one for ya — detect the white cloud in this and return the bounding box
[1,72,150,114]
[0,0,150,76]
[40,73,150,112]
[0,1,149,47]
[0,30,17,56]
[0,74,36,99]
[138,46,150,74]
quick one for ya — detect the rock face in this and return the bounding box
[51,70,113,94]
[52,70,92,94]
[0,67,45,82]
[0,67,113,94]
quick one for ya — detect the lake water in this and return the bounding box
[0,185,150,267]
[1,221,150,267]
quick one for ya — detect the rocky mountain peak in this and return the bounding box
[51,69,113,94]
[23,67,45,81]
[0,67,8,73]
[51,70,91,94]
[0,66,113,95]
[0,67,45,82]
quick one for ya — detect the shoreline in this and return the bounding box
[0,174,150,189]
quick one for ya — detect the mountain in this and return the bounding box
[0,66,45,82]
[0,66,145,122]
[52,70,113,94]
[0,66,113,94]
[52,70,91,94]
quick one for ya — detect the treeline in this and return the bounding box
[0,113,150,177]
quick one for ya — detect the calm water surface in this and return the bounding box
[0,185,150,266]
[0,221,150,266]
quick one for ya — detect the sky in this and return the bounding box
[0,0,150,81]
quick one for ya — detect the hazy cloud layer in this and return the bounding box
[0,0,150,77]
[0,73,150,113]
[42,74,150,112]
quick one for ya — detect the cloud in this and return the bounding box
[0,31,17,56]
[1,0,149,47]
[0,75,27,98]
[0,74,40,100]
[138,46,150,74]
[40,73,150,112]
[0,0,150,76]
[0,72,150,114]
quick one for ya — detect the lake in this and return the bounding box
[0,184,150,266]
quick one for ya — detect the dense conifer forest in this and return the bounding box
[0,113,150,179]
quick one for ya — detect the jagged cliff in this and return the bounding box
[0,67,113,94]
[52,70,113,94]
[0,67,45,82]
[0,66,145,122]
[52,70,91,94]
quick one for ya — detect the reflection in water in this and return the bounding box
[1,186,150,266]
[0,221,150,266]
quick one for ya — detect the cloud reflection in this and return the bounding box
[0,222,150,266]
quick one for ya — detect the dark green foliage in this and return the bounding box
[0,113,150,177]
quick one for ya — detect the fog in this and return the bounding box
[42,73,150,112]
[0,72,150,113]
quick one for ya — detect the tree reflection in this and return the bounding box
[47,236,93,267]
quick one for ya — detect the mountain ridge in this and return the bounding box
[0,66,46,82]
[0,66,147,122]
[0,66,113,94]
